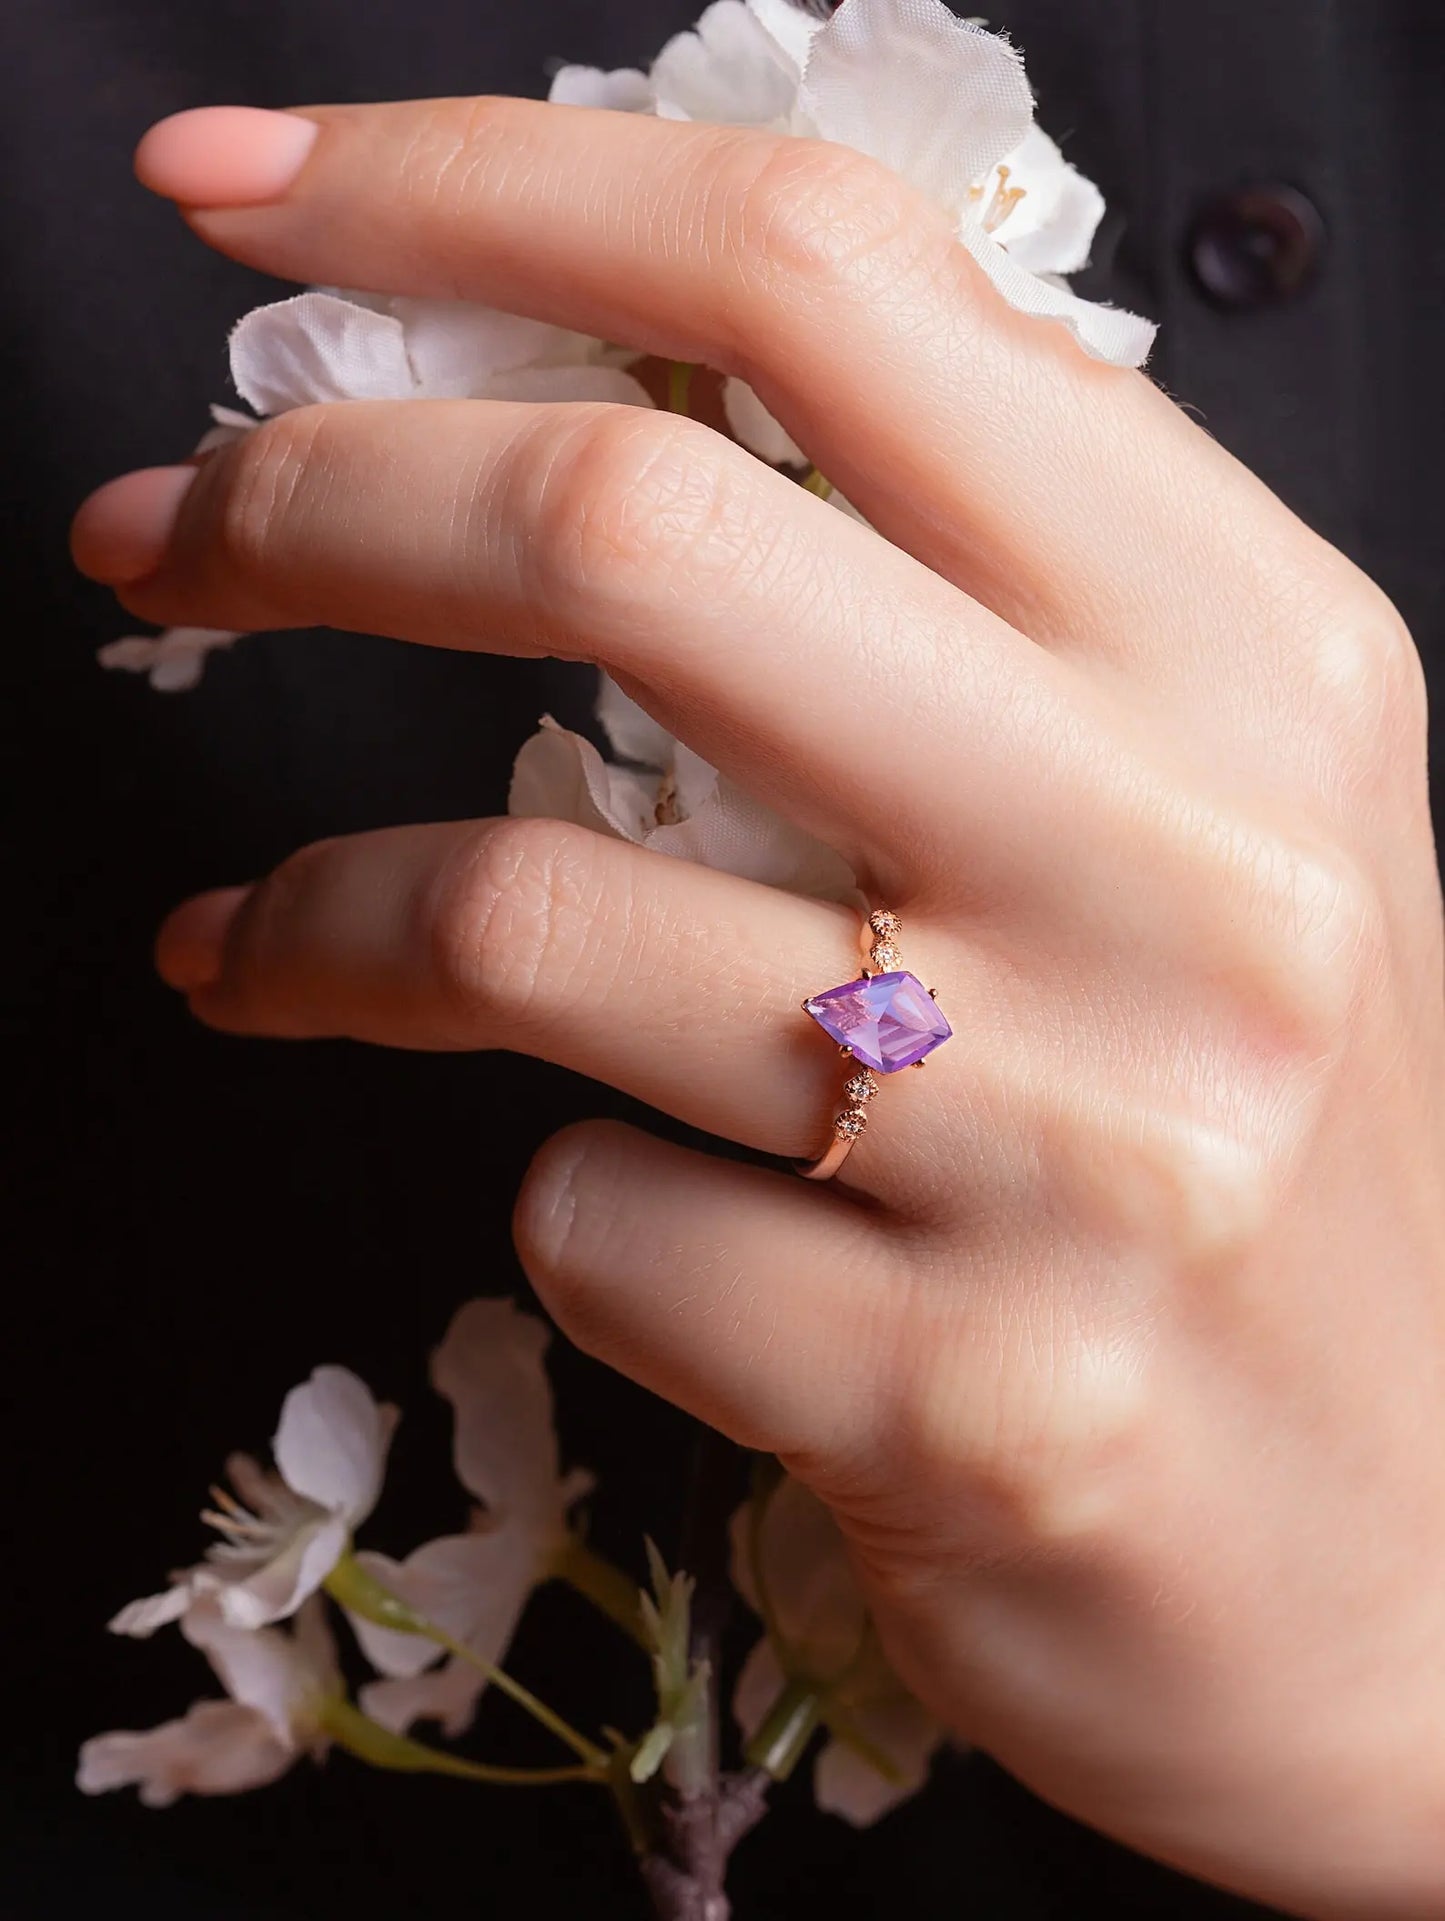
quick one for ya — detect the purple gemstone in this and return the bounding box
[804,971,952,1073]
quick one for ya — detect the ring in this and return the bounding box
[797,910,954,1182]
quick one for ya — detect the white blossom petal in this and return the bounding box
[746,0,818,70]
[386,299,603,396]
[348,1531,537,1697]
[194,405,257,454]
[272,1365,397,1524]
[669,741,724,821]
[99,628,242,692]
[183,1597,337,1746]
[511,716,859,899]
[548,64,655,111]
[825,487,870,525]
[991,125,1104,276]
[800,0,1032,209]
[730,1474,944,1821]
[336,1305,585,1743]
[722,376,807,467]
[597,674,679,766]
[729,1476,865,1673]
[77,1701,293,1806]
[431,1300,565,1520]
[359,1656,486,1741]
[108,1582,193,1639]
[813,1691,941,1825]
[651,0,798,124]
[229,292,415,412]
[958,220,1156,366]
[213,1512,352,1630]
[647,771,858,898]
[510,717,660,844]
[731,1631,787,1740]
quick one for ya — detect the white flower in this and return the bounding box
[111,1366,397,1636]
[352,1300,590,1738]
[556,0,1155,421]
[194,403,259,454]
[78,1597,338,1806]
[99,625,243,692]
[510,673,859,901]
[226,290,654,416]
[730,1473,943,1824]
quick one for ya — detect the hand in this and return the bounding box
[73,98,1445,1917]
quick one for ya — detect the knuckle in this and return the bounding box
[1238,841,1390,1057]
[1183,808,1389,1064]
[422,817,602,1033]
[1310,587,1429,756]
[880,1299,1158,1558]
[1069,1106,1278,1279]
[524,407,734,613]
[217,407,325,580]
[730,134,949,303]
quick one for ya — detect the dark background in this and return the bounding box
[7,0,1442,1914]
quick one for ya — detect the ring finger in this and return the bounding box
[157,813,979,1186]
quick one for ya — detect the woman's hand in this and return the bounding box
[73,98,1445,1917]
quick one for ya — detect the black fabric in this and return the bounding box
[7,1,1439,1914]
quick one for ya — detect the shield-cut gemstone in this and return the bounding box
[804,971,952,1073]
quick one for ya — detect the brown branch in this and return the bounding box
[638,1429,768,1921]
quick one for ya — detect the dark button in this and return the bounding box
[1187,185,1325,309]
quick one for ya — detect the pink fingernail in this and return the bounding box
[70,466,196,585]
[156,887,251,992]
[135,106,320,208]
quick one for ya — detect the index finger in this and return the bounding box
[134,95,1309,679]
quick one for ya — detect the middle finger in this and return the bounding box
[75,394,1093,893]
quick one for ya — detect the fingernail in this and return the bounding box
[156,886,251,992]
[135,106,320,208]
[71,466,196,585]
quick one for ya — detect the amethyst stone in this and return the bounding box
[804,972,952,1073]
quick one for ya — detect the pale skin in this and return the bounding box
[70,99,1445,1917]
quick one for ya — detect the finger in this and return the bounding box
[74,396,1083,887]
[134,96,1321,678]
[154,814,974,1171]
[514,1120,894,1462]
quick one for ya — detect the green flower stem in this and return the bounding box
[606,1744,657,1857]
[802,466,835,499]
[742,1674,904,1787]
[551,1535,650,1649]
[321,1697,599,1787]
[742,1464,903,1787]
[667,359,697,416]
[324,1554,605,1769]
[742,1674,822,1780]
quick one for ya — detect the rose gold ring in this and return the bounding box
[797,909,953,1183]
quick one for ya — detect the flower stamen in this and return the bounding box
[199,1505,272,1541]
[654,770,682,827]
[969,163,1029,236]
